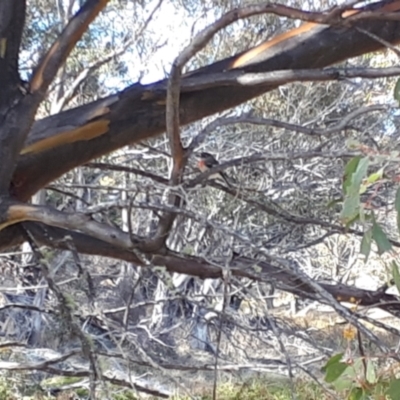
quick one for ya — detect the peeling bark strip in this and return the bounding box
[20,119,110,155]
[11,0,400,200]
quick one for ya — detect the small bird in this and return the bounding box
[196,152,231,187]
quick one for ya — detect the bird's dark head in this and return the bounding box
[200,152,212,159]
[196,152,216,171]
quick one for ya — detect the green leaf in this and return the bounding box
[343,156,361,195]
[374,382,388,396]
[372,221,392,255]
[348,387,365,400]
[333,375,353,391]
[358,206,366,225]
[322,353,348,383]
[324,362,348,383]
[360,229,372,263]
[332,359,365,392]
[322,353,344,372]
[392,261,400,298]
[365,167,384,185]
[387,378,400,400]
[347,358,366,378]
[359,186,366,195]
[394,78,400,106]
[340,195,360,224]
[359,167,384,195]
[345,212,362,229]
[340,157,369,224]
[350,157,369,191]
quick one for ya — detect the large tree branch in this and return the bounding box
[2,222,399,321]
[11,1,400,200]
[0,200,134,249]
[12,222,141,263]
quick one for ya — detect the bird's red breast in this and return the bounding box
[197,159,207,172]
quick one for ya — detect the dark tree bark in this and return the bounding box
[0,0,27,194]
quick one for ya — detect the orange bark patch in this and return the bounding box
[20,119,110,155]
[232,2,400,70]
[30,42,60,92]
[232,22,319,69]
[0,204,37,230]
